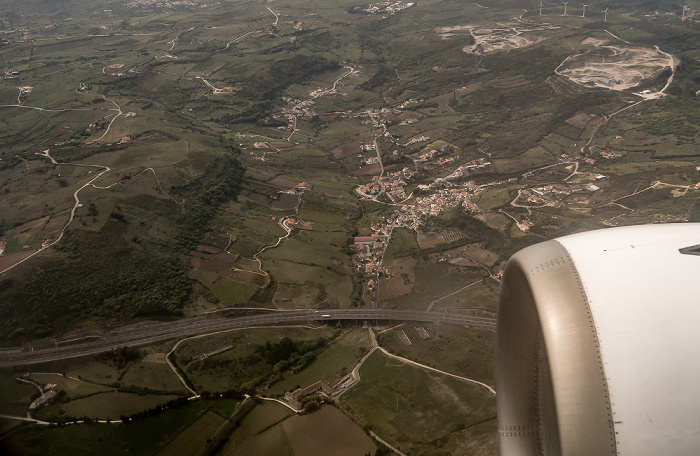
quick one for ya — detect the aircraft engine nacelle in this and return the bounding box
[497,223,700,456]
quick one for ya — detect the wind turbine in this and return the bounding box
[582,3,587,17]
[604,7,609,22]
[539,0,544,15]
[563,1,569,15]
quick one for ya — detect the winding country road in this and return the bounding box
[0,309,495,367]
[0,156,111,275]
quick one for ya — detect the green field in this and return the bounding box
[281,405,376,456]
[210,278,260,305]
[0,417,26,437]
[39,391,180,421]
[224,404,375,456]
[69,362,122,386]
[384,228,420,261]
[226,400,294,449]
[157,411,225,456]
[120,361,191,394]
[0,374,37,416]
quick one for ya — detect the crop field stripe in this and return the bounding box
[156,411,225,456]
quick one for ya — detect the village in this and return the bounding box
[281,96,317,120]
[352,152,517,287]
[348,133,623,289]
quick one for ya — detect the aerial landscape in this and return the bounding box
[0,0,698,454]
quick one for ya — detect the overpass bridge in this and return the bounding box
[0,308,495,367]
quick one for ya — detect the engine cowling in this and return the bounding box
[497,223,700,455]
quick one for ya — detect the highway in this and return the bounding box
[0,309,495,367]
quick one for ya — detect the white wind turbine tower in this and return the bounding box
[604,7,609,22]
[539,0,544,15]
[563,1,569,15]
[582,3,587,17]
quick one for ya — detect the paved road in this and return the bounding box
[0,309,495,367]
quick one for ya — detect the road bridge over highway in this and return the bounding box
[0,309,495,367]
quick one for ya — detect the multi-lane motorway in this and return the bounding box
[0,309,495,367]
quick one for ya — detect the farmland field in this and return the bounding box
[225,400,294,450]
[41,391,180,421]
[223,404,374,456]
[157,411,225,456]
[282,405,376,456]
